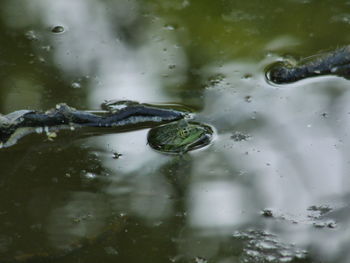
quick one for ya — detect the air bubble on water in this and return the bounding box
[104,246,119,255]
[164,24,176,30]
[84,172,97,179]
[71,82,81,89]
[25,30,38,41]
[38,57,46,63]
[51,25,65,34]
[41,45,52,52]
[194,257,207,263]
[35,127,43,133]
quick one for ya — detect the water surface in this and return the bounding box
[1,0,350,262]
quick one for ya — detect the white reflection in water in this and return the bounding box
[188,181,250,228]
[200,59,350,257]
[10,0,187,104]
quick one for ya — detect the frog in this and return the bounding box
[147,119,213,154]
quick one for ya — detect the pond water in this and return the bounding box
[1,0,350,262]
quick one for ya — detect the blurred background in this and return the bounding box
[1,0,350,262]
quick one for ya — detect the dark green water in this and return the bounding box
[1,0,350,262]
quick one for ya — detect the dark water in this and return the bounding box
[1,0,350,262]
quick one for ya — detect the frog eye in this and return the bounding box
[178,127,190,138]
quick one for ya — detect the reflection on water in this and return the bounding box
[1,0,350,262]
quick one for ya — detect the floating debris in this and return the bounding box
[261,208,274,217]
[231,131,251,142]
[208,73,225,86]
[112,152,122,159]
[307,205,333,218]
[321,112,328,118]
[232,229,308,263]
[244,95,252,103]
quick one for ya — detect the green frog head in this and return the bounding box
[147,119,214,154]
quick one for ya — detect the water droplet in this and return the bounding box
[51,25,65,33]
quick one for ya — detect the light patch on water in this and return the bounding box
[188,181,249,229]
